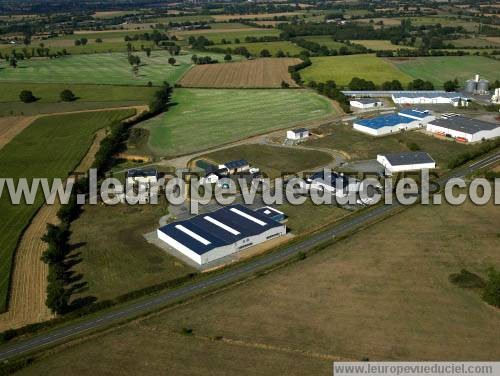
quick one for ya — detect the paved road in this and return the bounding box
[0,151,498,362]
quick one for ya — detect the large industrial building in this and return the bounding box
[377,151,436,173]
[157,204,286,266]
[426,114,500,143]
[353,109,435,136]
[349,98,383,109]
[392,92,469,107]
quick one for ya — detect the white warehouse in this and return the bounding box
[157,204,286,266]
[350,98,383,109]
[426,115,500,143]
[377,151,436,174]
[392,92,469,107]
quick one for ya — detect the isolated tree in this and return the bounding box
[191,54,198,64]
[60,89,76,102]
[276,49,286,58]
[19,90,36,103]
[74,39,81,46]
[168,57,176,65]
[224,54,232,62]
[234,38,240,44]
[80,38,88,46]
[443,78,459,92]
[9,57,17,68]
[145,47,152,57]
[95,38,103,43]
[260,49,271,57]
[482,268,500,308]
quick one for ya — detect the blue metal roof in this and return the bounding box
[356,114,414,129]
[224,159,249,169]
[398,109,430,119]
[158,204,282,255]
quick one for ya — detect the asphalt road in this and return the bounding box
[0,151,498,362]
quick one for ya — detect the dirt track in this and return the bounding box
[0,106,146,331]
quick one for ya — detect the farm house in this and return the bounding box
[377,151,436,174]
[286,128,310,141]
[157,204,286,266]
[352,109,434,136]
[349,98,383,109]
[426,115,500,143]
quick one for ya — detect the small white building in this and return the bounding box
[286,128,309,141]
[377,151,436,174]
[426,114,500,143]
[350,98,383,109]
[157,204,286,266]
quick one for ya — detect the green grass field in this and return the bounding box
[445,37,500,48]
[210,41,305,56]
[0,109,134,312]
[201,144,333,178]
[301,54,412,86]
[68,200,195,302]
[301,36,347,50]
[392,56,500,87]
[0,51,216,86]
[0,82,155,116]
[140,89,336,156]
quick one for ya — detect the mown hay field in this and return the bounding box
[0,109,134,313]
[391,56,500,87]
[178,58,301,88]
[140,88,336,156]
[301,54,413,86]
[0,51,224,86]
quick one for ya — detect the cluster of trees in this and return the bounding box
[344,77,435,91]
[191,55,218,65]
[19,89,76,103]
[288,57,311,85]
[308,80,350,113]
[41,179,85,314]
[73,37,88,46]
[1,45,68,61]
[293,38,366,57]
[124,30,169,45]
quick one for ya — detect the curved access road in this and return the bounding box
[0,151,498,362]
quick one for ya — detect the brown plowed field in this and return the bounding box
[178,58,302,88]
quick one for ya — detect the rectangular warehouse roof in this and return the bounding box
[224,159,249,169]
[127,169,157,178]
[379,151,435,166]
[398,109,430,119]
[158,204,282,255]
[356,114,414,129]
[353,98,381,104]
[430,116,499,135]
[392,92,466,99]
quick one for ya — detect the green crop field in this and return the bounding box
[301,54,413,86]
[0,83,156,116]
[0,109,135,312]
[210,41,305,56]
[445,37,500,48]
[139,88,336,156]
[301,36,347,50]
[392,56,500,87]
[201,144,333,178]
[0,51,224,86]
